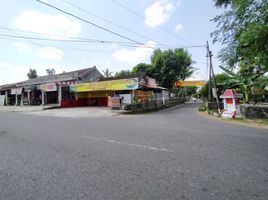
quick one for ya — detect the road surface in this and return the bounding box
[0,103,267,199]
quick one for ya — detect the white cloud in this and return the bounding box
[145,0,175,28]
[175,23,183,33]
[0,63,29,85]
[15,10,81,39]
[38,47,64,61]
[12,42,33,52]
[112,41,156,65]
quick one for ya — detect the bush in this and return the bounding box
[198,103,207,112]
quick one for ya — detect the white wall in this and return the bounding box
[119,94,132,104]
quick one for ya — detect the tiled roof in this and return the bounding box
[220,89,243,98]
[17,67,94,86]
[0,83,18,91]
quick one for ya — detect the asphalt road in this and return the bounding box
[0,103,267,200]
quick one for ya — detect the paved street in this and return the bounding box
[0,103,267,200]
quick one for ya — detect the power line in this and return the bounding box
[0,30,87,67]
[111,0,192,45]
[0,33,141,46]
[34,0,153,48]
[60,0,154,42]
[0,32,205,49]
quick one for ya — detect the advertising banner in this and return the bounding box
[70,78,139,92]
[175,80,206,87]
[41,83,57,92]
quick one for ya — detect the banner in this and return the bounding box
[175,80,206,87]
[41,83,57,92]
[70,78,139,92]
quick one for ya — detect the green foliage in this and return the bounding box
[27,68,38,79]
[132,63,153,75]
[199,73,233,101]
[184,86,198,99]
[198,103,207,112]
[114,70,132,77]
[150,48,194,89]
[46,68,56,75]
[219,65,267,102]
[211,0,268,70]
[102,68,113,78]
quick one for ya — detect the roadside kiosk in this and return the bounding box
[220,89,243,118]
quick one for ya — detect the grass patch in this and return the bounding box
[198,103,206,112]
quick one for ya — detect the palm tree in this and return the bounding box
[102,68,113,78]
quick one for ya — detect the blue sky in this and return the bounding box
[0,0,224,85]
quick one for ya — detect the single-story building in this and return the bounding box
[0,83,18,106]
[0,66,103,106]
[69,73,168,108]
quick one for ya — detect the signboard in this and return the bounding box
[11,87,22,95]
[70,78,139,92]
[41,83,57,92]
[175,80,206,87]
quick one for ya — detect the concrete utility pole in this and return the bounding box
[206,41,221,114]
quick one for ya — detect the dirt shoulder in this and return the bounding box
[198,111,268,130]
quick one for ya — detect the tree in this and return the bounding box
[219,65,267,102]
[184,86,198,100]
[199,73,232,101]
[102,68,113,78]
[211,0,268,70]
[132,63,153,75]
[114,70,132,77]
[46,68,56,75]
[27,68,38,79]
[150,48,194,89]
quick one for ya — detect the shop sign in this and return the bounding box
[11,87,23,95]
[70,78,139,92]
[175,80,206,87]
[41,83,57,92]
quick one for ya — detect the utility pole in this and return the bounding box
[206,41,212,102]
[206,41,221,114]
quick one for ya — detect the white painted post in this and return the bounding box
[162,90,165,105]
[20,92,24,106]
[15,91,18,106]
[5,91,8,106]
[58,85,62,106]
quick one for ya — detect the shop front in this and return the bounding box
[69,78,139,108]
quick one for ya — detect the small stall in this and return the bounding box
[220,89,243,118]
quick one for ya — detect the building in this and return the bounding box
[69,73,168,108]
[0,67,103,106]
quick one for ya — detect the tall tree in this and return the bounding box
[27,68,38,79]
[114,70,132,77]
[102,68,113,78]
[150,48,194,89]
[132,63,153,75]
[46,68,56,75]
[211,0,268,70]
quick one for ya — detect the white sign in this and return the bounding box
[0,95,5,106]
[45,83,57,92]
